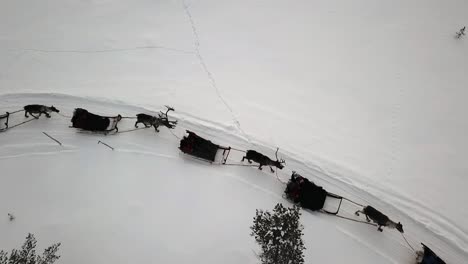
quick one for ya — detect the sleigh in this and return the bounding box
[71,108,122,133]
[0,109,38,132]
[284,172,344,214]
[0,112,9,131]
[179,130,231,163]
[418,243,446,264]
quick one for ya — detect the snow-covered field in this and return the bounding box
[1,0,467,263]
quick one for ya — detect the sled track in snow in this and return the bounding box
[0,93,467,262]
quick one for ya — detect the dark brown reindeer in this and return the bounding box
[24,104,59,118]
[355,205,404,233]
[242,148,285,172]
[135,106,178,132]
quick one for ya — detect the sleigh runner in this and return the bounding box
[71,108,122,133]
[179,130,231,163]
[0,112,10,131]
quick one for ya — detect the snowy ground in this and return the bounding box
[0,94,466,263]
[1,0,467,263]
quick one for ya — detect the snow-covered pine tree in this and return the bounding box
[0,233,61,264]
[455,26,465,38]
[250,203,305,264]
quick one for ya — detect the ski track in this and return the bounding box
[0,93,467,263]
[181,0,249,141]
[337,227,401,264]
[0,149,77,160]
[116,149,178,160]
[8,46,195,55]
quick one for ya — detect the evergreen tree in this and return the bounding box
[250,203,305,264]
[0,233,61,264]
[455,26,466,39]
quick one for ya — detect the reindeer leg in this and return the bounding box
[44,111,51,118]
[25,111,29,118]
[241,156,246,162]
[366,215,371,222]
[154,124,160,132]
[248,159,252,164]
[270,166,274,173]
[31,113,39,119]
[135,121,139,128]
[258,165,263,170]
[355,210,362,216]
[378,226,383,232]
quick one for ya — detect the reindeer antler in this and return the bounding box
[164,105,175,116]
[156,105,178,129]
[275,147,286,163]
[158,105,175,120]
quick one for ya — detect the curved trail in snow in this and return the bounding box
[0,93,467,263]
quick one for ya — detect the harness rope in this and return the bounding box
[328,213,378,226]
[57,112,72,118]
[276,169,288,185]
[401,232,416,253]
[113,127,149,134]
[8,109,25,115]
[169,129,181,140]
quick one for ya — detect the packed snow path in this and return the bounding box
[1,0,467,245]
[0,94,466,263]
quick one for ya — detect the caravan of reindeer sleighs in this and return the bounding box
[0,103,447,264]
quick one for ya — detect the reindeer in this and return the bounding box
[135,105,178,132]
[135,114,157,129]
[24,104,59,118]
[242,148,285,172]
[355,205,404,233]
